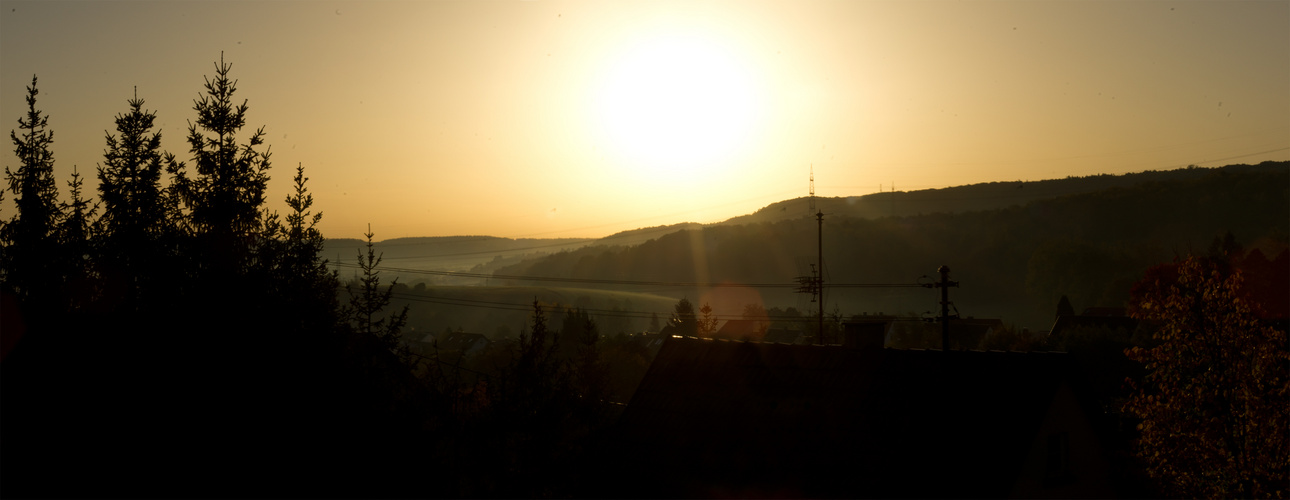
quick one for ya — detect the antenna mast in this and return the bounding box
[797,166,825,343]
[808,164,815,214]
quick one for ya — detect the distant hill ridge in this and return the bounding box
[488,160,1289,329]
[721,162,1288,226]
[323,235,594,274]
[326,162,1287,292]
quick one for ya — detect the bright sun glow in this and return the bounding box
[592,32,763,183]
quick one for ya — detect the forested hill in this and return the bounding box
[722,162,1288,226]
[323,235,593,272]
[492,161,1289,329]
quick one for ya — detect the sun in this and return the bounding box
[591,32,764,183]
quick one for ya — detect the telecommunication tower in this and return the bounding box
[795,166,826,344]
[808,165,815,214]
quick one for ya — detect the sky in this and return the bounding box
[2,0,1287,240]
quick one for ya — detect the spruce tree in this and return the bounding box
[698,301,718,336]
[99,88,170,237]
[267,163,342,335]
[57,166,98,312]
[667,297,698,336]
[96,89,174,310]
[348,225,410,361]
[1055,294,1075,319]
[2,75,61,305]
[169,53,271,276]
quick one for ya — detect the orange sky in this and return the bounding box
[2,0,1287,240]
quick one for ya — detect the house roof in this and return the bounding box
[433,332,489,353]
[762,327,804,344]
[1080,306,1126,317]
[1048,314,1140,343]
[714,319,763,340]
[607,336,1081,498]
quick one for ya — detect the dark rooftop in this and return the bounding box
[601,336,1098,498]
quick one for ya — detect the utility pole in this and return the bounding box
[922,265,959,351]
[796,167,827,344]
[816,210,824,345]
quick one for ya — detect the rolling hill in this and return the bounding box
[327,161,1288,333]
[488,161,1290,330]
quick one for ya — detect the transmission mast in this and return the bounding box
[808,164,816,214]
[796,166,826,344]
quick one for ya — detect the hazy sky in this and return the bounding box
[2,0,1287,240]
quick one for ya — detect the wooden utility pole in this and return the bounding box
[817,210,825,344]
[922,265,959,351]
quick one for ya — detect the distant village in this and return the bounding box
[406,300,1164,497]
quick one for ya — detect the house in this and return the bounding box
[599,336,1115,498]
[625,331,670,353]
[428,331,490,358]
[954,317,1006,348]
[1048,308,1141,348]
[885,316,1006,350]
[713,319,765,341]
[762,327,806,344]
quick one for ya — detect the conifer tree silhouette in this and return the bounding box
[56,166,98,311]
[262,163,343,334]
[2,76,61,305]
[348,225,410,361]
[169,52,271,278]
[96,89,175,311]
[698,301,718,336]
[667,297,698,336]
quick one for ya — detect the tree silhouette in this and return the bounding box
[169,53,271,276]
[2,76,61,305]
[1123,256,1289,498]
[241,162,345,354]
[668,297,698,336]
[698,301,718,336]
[1056,295,1075,319]
[96,89,175,311]
[348,225,410,362]
[56,166,98,312]
[0,56,452,499]
[561,307,607,413]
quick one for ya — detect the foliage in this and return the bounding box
[563,307,608,420]
[97,90,173,240]
[667,297,698,336]
[1,60,436,498]
[698,301,718,336]
[168,53,271,273]
[347,225,411,362]
[1056,294,1075,319]
[95,90,176,311]
[1123,256,1289,498]
[56,166,98,311]
[494,162,1289,329]
[2,76,61,304]
[261,163,343,337]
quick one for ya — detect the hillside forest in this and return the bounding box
[333,161,1288,337]
[1,58,1287,498]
